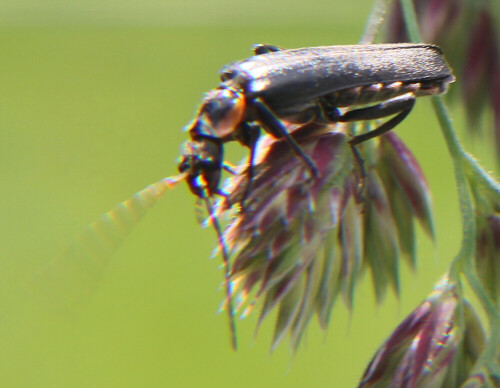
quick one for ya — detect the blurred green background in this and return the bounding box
[0,1,496,387]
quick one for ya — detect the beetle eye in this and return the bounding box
[178,156,191,174]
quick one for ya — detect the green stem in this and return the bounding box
[359,0,392,44]
[430,98,475,256]
[463,152,500,202]
[399,0,421,42]
[400,0,500,350]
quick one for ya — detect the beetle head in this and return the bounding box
[190,87,246,140]
[178,138,223,198]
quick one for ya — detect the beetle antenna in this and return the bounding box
[27,172,189,311]
[203,195,237,350]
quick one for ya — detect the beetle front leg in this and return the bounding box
[340,93,416,145]
[253,98,319,177]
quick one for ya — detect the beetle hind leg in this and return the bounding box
[342,93,416,145]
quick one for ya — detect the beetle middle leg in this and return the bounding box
[253,98,319,178]
[341,93,416,145]
[335,92,415,195]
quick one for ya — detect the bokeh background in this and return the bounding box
[1,1,497,387]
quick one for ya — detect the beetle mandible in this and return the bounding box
[177,43,454,200]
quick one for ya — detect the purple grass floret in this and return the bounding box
[359,277,485,388]
[217,122,435,349]
[475,208,500,302]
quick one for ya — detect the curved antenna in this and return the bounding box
[203,195,237,351]
[28,171,238,349]
[28,174,187,311]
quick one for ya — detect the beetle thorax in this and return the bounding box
[189,86,246,140]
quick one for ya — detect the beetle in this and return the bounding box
[42,43,454,352]
[178,43,454,200]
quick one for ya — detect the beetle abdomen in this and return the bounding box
[331,78,452,107]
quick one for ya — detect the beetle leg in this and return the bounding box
[253,98,319,177]
[239,122,262,208]
[253,44,284,55]
[222,162,238,175]
[342,93,416,145]
[318,97,341,122]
